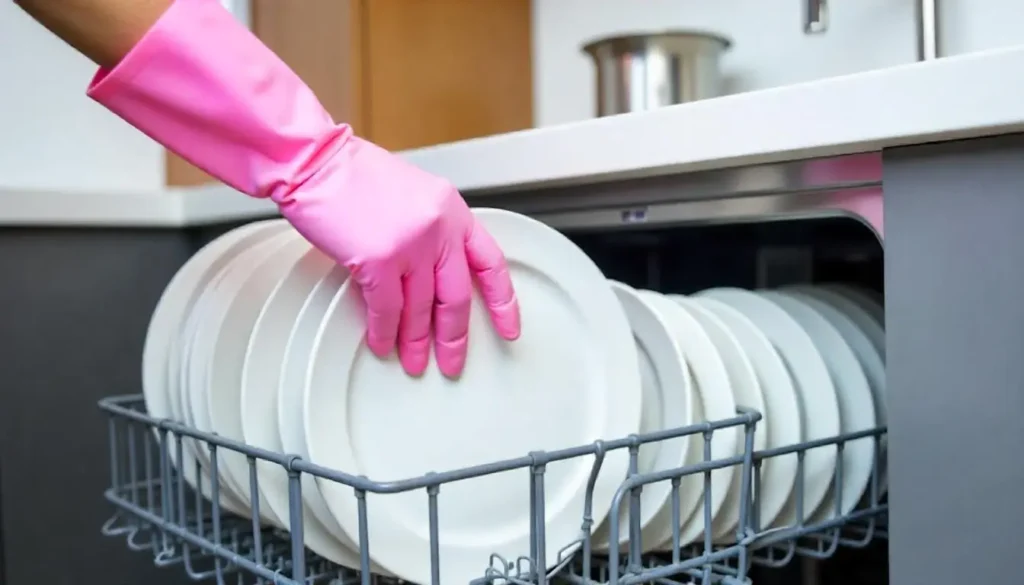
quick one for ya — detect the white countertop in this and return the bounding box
[5,45,1024,227]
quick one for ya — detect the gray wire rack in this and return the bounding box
[98,394,887,585]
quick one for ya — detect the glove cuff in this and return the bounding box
[87,0,350,200]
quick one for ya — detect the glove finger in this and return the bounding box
[465,219,521,340]
[433,240,473,377]
[397,266,435,376]
[353,264,403,358]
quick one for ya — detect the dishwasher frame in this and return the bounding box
[471,152,883,242]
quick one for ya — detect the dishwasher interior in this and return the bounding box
[568,217,881,297]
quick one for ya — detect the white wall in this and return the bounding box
[5,1,1024,193]
[0,2,164,193]
[533,0,1024,127]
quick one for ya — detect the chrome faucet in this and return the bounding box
[916,0,940,60]
[803,0,940,61]
[803,0,828,34]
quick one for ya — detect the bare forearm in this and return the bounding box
[14,0,172,68]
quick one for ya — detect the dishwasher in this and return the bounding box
[99,152,900,585]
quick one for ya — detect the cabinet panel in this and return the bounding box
[251,0,365,129]
[165,151,212,187]
[0,229,195,585]
[362,0,532,151]
[884,134,1024,585]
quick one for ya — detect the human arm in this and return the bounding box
[13,0,521,377]
[14,0,171,68]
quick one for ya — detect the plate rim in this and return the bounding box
[203,232,309,527]
[695,287,840,528]
[673,295,769,541]
[184,230,298,515]
[238,246,360,566]
[591,280,695,550]
[759,290,877,522]
[636,290,738,549]
[690,295,802,535]
[779,287,888,497]
[145,219,287,513]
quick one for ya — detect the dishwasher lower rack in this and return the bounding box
[99,395,887,585]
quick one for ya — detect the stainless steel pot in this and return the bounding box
[582,31,731,117]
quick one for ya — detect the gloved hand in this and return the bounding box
[88,0,521,377]
[281,141,522,377]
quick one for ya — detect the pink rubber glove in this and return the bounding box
[87,0,520,376]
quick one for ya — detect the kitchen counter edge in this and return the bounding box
[4,45,1024,228]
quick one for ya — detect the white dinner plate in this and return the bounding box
[303,208,642,585]
[148,219,288,515]
[177,225,292,430]
[179,296,215,433]
[205,229,312,528]
[696,288,840,528]
[821,284,884,330]
[760,291,876,522]
[592,281,694,550]
[238,247,357,565]
[691,296,801,535]
[277,266,384,572]
[787,286,885,366]
[781,287,888,495]
[144,219,286,423]
[184,229,301,520]
[637,291,738,550]
[671,295,768,541]
[176,302,251,513]
[783,287,886,426]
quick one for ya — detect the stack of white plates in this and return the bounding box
[143,210,643,584]
[593,283,886,554]
[141,207,885,584]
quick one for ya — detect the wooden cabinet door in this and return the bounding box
[360,0,532,151]
[251,0,365,130]
[166,0,363,187]
[166,0,532,187]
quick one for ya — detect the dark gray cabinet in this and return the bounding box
[0,227,237,585]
